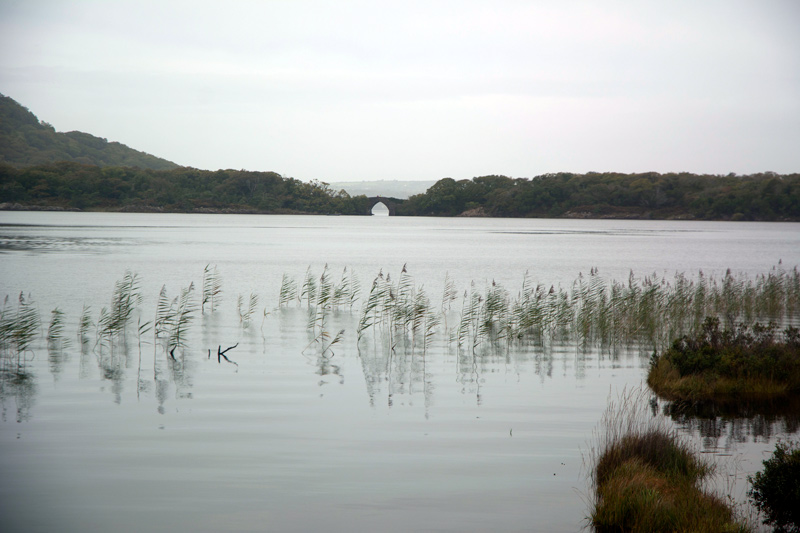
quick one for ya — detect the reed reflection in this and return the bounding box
[0,365,36,423]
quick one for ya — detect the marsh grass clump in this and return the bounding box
[588,389,749,533]
[648,317,800,402]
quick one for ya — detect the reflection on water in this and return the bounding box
[661,397,800,450]
[0,368,36,423]
[357,339,434,411]
[0,234,131,253]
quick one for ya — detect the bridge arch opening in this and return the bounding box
[366,196,398,216]
[371,202,390,216]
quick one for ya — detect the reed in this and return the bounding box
[47,307,65,345]
[355,265,440,354]
[357,270,387,343]
[278,273,297,307]
[98,271,142,341]
[154,283,197,351]
[301,267,317,309]
[7,263,799,368]
[78,304,92,342]
[331,266,360,310]
[237,292,259,328]
[201,264,222,313]
[476,265,800,353]
[0,292,40,355]
[169,283,196,351]
[303,264,344,356]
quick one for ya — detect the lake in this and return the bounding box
[1,212,799,532]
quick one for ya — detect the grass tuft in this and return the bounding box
[588,388,750,533]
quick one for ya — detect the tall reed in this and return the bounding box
[237,292,259,328]
[98,271,142,342]
[0,292,40,355]
[201,264,222,313]
[303,264,344,355]
[356,265,439,354]
[154,283,197,351]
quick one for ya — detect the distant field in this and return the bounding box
[328,179,436,199]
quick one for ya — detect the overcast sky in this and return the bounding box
[1,0,798,182]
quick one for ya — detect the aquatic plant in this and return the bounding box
[454,283,483,352]
[98,271,142,341]
[454,265,800,354]
[304,264,344,356]
[154,283,197,351]
[357,270,387,343]
[356,265,440,354]
[0,292,40,355]
[332,266,360,311]
[278,273,297,307]
[301,267,317,309]
[78,304,93,342]
[47,307,65,345]
[201,264,222,313]
[237,292,259,328]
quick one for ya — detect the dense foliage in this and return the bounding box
[1,94,178,170]
[397,173,800,220]
[748,440,800,533]
[0,162,369,214]
[648,317,800,401]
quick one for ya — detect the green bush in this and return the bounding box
[748,440,800,532]
[657,318,800,384]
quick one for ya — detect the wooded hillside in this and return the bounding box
[0,162,367,214]
[0,94,178,170]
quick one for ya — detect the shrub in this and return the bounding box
[647,318,800,401]
[748,440,800,532]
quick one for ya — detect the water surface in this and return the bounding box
[1,212,799,532]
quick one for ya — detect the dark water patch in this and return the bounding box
[0,235,132,253]
[661,396,800,448]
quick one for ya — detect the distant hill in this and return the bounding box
[0,94,178,170]
[329,179,436,199]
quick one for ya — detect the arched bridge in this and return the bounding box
[366,196,404,216]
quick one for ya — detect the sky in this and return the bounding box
[1,0,799,182]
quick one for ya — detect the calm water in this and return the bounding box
[1,212,799,533]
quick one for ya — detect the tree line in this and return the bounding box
[0,162,370,215]
[2,163,799,220]
[395,172,800,221]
